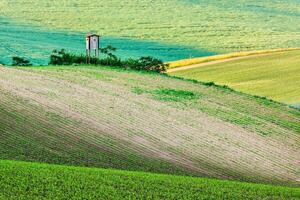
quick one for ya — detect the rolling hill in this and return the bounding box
[1,1,300,64]
[169,50,300,104]
[1,160,299,200]
[0,65,299,186]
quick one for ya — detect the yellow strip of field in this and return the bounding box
[168,48,300,69]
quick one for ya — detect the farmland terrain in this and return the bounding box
[0,160,299,200]
[1,1,300,64]
[0,18,214,65]
[1,0,299,198]
[169,50,300,104]
[0,66,299,186]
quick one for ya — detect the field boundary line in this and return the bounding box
[167,48,300,73]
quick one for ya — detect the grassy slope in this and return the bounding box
[0,160,299,200]
[1,1,299,53]
[0,66,299,186]
[170,50,300,104]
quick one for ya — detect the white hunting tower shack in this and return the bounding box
[86,33,100,64]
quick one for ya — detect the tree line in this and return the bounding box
[11,45,168,73]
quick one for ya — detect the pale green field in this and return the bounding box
[170,50,300,104]
[1,0,299,53]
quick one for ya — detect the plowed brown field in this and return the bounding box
[0,66,299,186]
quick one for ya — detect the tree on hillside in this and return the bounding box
[100,45,118,60]
[138,56,168,72]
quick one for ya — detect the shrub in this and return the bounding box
[98,57,122,67]
[138,56,168,72]
[12,56,32,66]
[49,47,168,73]
[123,56,168,72]
[49,49,85,65]
[122,58,140,70]
[203,82,216,86]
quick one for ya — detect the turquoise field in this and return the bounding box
[0,18,215,65]
[1,0,299,64]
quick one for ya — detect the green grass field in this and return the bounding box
[1,0,299,53]
[0,65,299,186]
[170,50,300,104]
[0,160,299,200]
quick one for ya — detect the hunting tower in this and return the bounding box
[86,34,100,64]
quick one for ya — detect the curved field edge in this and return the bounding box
[1,1,300,53]
[0,160,299,200]
[0,18,216,65]
[168,50,300,104]
[0,66,299,186]
[167,48,300,69]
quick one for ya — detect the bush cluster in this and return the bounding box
[12,56,32,66]
[124,57,167,72]
[49,49,86,65]
[49,47,168,73]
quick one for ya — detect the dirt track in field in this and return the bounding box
[0,66,299,185]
